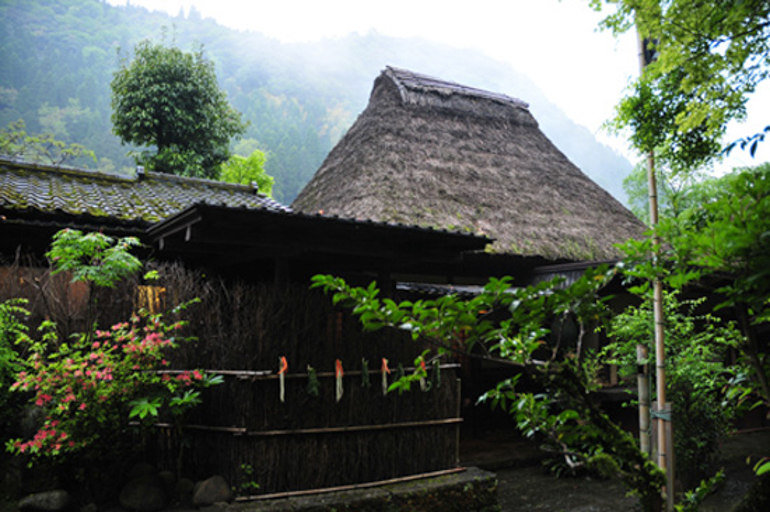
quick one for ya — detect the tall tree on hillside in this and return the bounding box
[590,0,770,169]
[110,40,246,178]
[0,119,95,166]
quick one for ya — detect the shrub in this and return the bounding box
[603,292,742,489]
[3,229,221,500]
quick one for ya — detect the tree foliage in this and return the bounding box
[622,159,715,224]
[110,40,246,178]
[219,149,274,197]
[621,163,770,407]
[0,298,27,433]
[0,119,95,166]
[591,0,770,168]
[603,291,742,488]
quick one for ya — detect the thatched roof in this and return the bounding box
[292,67,646,261]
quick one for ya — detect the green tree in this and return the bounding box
[312,269,666,511]
[590,0,770,168]
[603,291,742,489]
[0,119,95,166]
[621,163,770,407]
[219,149,274,197]
[671,165,770,405]
[622,159,714,224]
[110,40,246,178]
[619,162,770,485]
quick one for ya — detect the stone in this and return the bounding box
[177,477,195,495]
[126,462,155,481]
[176,477,195,507]
[119,475,168,512]
[192,475,233,506]
[157,470,176,490]
[198,504,231,512]
[20,406,46,439]
[18,490,71,511]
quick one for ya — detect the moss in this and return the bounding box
[554,237,605,262]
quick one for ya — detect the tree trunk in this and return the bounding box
[549,362,666,512]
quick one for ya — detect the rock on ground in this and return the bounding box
[18,490,70,511]
[119,475,169,512]
[192,476,233,507]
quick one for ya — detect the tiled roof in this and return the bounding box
[0,158,291,224]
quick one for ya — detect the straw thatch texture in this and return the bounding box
[293,67,646,261]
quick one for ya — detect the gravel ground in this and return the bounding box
[462,429,770,511]
[496,465,637,511]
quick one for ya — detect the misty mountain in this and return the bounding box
[0,0,632,203]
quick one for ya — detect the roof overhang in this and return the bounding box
[0,207,148,258]
[146,203,493,279]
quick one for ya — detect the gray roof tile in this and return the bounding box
[0,159,291,224]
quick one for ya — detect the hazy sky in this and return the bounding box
[107,0,768,169]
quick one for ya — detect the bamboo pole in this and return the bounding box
[637,29,673,510]
[637,344,651,455]
[234,467,466,502]
[455,378,462,467]
[648,151,672,508]
[151,364,460,380]
[634,28,653,459]
[148,417,462,437]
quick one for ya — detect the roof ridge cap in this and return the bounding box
[0,156,134,182]
[383,65,530,110]
[0,156,270,197]
[142,170,259,193]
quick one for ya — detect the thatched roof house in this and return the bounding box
[293,67,646,261]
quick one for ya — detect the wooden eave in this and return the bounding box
[0,206,148,258]
[146,203,493,278]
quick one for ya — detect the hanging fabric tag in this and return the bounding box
[431,359,441,389]
[307,364,319,397]
[361,358,371,388]
[335,359,344,402]
[278,356,288,403]
[419,358,428,392]
[381,358,391,396]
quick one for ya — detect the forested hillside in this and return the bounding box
[0,0,632,203]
